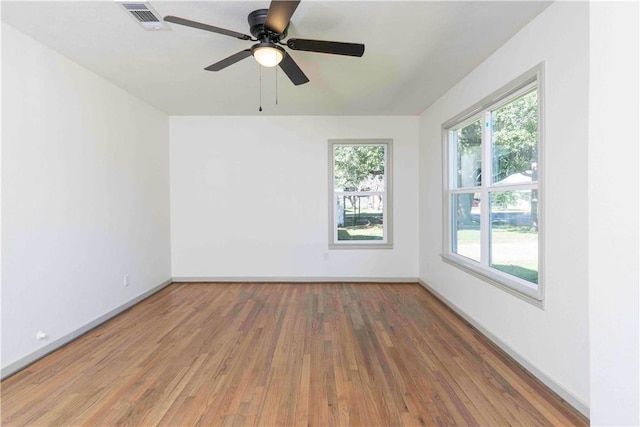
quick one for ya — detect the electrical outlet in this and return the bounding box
[124,274,130,287]
[323,252,329,261]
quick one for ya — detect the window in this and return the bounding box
[443,65,543,304]
[329,139,392,249]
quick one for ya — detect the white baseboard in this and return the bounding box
[417,279,589,418]
[1,278,173,380]
[172,276,420,283]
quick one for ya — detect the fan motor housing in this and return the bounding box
[248,8,287,40]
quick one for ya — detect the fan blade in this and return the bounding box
[278,52,309,85]
[204,49,253,71]
[265,0,300,34]
[164,16,251,40]
[287,39,365,57]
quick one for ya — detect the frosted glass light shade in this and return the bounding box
[253,46,284,67]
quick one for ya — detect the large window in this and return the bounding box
[329,139,392,249]
[443,66,543,304]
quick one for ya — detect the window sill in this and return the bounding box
[440,253,544,309]
[330,242,393,250]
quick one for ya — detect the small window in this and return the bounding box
[329,139,392,249]
[443,65,543,304]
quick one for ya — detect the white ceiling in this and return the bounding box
[1,1,551,115]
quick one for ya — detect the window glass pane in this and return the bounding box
[490,190,538,283]
[452,193,481,262]
[455,119,482,188]
[491,89,538,185]
[334,145,385,192]
[336,195,384,241]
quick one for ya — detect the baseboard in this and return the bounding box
[1,278,173,380]
[417,279,589,418]
[172,276,420,283]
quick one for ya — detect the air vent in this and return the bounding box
[122,3,148,10]
[118,2,169,31]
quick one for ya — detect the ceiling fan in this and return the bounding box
[164,0,365,86]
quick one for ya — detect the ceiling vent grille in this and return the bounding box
[119,2,169,31]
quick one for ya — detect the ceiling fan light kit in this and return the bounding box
[252,43,284,67]
[163,0,365,87]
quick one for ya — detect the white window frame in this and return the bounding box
[441,64,545,307]
[329,139,393,249]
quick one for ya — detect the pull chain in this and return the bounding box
[258,65,262,112]
[275,66,278,105]
[258,65,263,112]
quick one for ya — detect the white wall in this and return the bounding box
[170,116,418,279]
[418,2,590,412]
[1,24,172,372]
[588,2,640,425]
[3,2,638,422]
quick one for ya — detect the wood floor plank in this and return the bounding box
[1,282,588,426]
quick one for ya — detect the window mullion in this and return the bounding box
[480,110,492,267]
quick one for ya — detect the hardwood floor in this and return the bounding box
[2,283,587,426]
